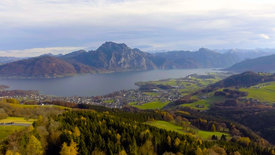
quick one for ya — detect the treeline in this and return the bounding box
[208,105,275,145]
[3,110,275,155]
[0,98,66,119]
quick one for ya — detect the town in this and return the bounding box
[0,73,229,109]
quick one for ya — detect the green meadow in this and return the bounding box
[0,117,36,140]
[130,101,169,110]
[0,117,35,125]
[240,81,275,104]
[146,120,185,134]
[181,96,225,111]
[146,120,230,140]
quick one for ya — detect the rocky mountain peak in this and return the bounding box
[96,42,129,53]
[198,48,217,54]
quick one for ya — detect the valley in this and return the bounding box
[1,71,275,154]
[2,0,275,154]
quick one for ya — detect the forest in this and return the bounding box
[1,71,275,154]
[0,99,275,155]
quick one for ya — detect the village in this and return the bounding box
[0,73,226,109]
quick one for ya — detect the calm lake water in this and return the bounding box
[0,69,218,97]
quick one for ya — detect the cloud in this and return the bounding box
[259,34,270,40]
[1,0,275,54]
[0,46,83,57]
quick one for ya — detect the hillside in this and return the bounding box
[208,71,275,89]
[0,56,94,78]
[153,48,239,69]
[61,42,157,71]
[0,42,254,78]
[62,42,241,70]
[227,54,275,72]
[1,99,274,155]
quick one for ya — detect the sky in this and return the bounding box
[1,0,275,57]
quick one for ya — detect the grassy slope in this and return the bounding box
[240,81,275,104]
[0,126,25,140]
[0,117,35,125]
[181,96,225,111]
[130,101,170,110]
[0,117,36,141]
[9,104,69,110]
[146,120,229,140]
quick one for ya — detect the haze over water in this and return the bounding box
[0,69,217,97]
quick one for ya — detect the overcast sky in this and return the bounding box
[1,0,275,57]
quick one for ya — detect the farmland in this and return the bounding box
[130,101,170,110]
[146,120,230,140]
[0,117,36,141]
[240,81,275,104]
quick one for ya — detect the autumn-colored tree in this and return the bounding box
[6,98,19,104]
[0,108,8,119]
[91,149,106,155]
[211,124,216,132]
[238,137,251,146]
[167,136,172,146]
[116,133,121,144]
[209,145,226,155]
[174,137,181,147]
[138,140,155,155]
[195,147,203,155]
[118,150,127,155]
[60,140,78,155]
[5,150,21,155]
[73,126,81,137]
[26,135,43,155]
[27,125,34,132]
[5,150,13,155]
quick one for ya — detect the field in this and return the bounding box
[197,130,228,140]
[0,126,25,140]
[240,82,275,104]
[146,120,230,140]
[9,103,69,110]
[130,101,169,110]
[146,120,185,134]
[181,96,225,111]
[0,117,36,141]
[104,99,114,104]
[0,117,35,125]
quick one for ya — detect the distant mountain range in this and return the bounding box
[0,57,23,64]
[216,48,275,60]
[226,54,275,73]
[153,48,239,69]
[0,56,96,78]
[0,42,274,78]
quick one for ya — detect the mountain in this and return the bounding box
[0,42,249,78]
[0,57,24,64]
[61,42,240,71]
[61,42,157,71]
[208,71,275,89]
[216,48,275,60]
[227,54,275,73]
[0,55,95,78]
[152,48,239,69]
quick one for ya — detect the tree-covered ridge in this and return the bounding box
[57,111,275,154]
[2,71,275,155]
[0,99,275,155]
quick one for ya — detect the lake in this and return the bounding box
[0,69,218,97]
